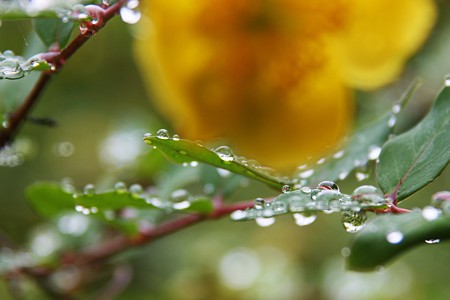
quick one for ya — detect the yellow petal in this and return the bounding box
[329,0,436,89]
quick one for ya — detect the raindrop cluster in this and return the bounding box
[0,51,48,80]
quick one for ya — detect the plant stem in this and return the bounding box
[0,0,127,148]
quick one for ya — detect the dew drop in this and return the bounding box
[126,0,140,9]
[143,132,152,139]
[317,181,340,192]
[230,210,247,221]
[172,134,180,141]
[254,198,265,210]
[392,104,401,114]
[90,207,98,214]
[368,146,382,161]
[272,201,288,213]
[316,158,326,165]
[190,161,199,167]
[300,187,311,193]
[352,185,385,205]
[120,6,141,24]
[293,213,317,226]
[338,171,349,180]
[114,181,127,193]
[173,201,191,210]
[387,115,397,128]
[386,231,403,244]
[341,247,351,257]
[255,217,275,227]
[75,205,84,212]
[355,172,369,182]
[170,189,190,203]
[425,239,440,244]
[445,75,450,87]
[422,206,440,221]
[431,191,450,209]
[156,129,169,139]
[342,211,367,233]
[281,185,291,193]
[83,184,95,195]
[214,146,235,162]
[129,184,143,194]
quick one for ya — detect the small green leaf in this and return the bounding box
[33,18,75,48]
[144,135,293,190]
[304,81,419,185]
[347,211,450,272]
[26,182,75,217]
[377,84,450,202]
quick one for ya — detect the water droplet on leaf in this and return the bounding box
[230,210,247,221]
[129,184,143,194]
[368,146,382,160]
[214,146,235,162]
[425,239,440,244]
[342,211,367,233]
[386,231,403,244]
[255,217,275,227]
[120,6,141,24]
[114,181,127,193]
[317,181,340,192]
[299,169,314,179]
[293,213,317,226]
[254,198,265,209]
[156,129,169,139]
[387,115,397,128]
[83,184,95,195]
[281,185,291,193]
[422,206,440,221]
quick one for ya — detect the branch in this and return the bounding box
[0,0,127,148]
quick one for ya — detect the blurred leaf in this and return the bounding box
[304,81,420,186]
[377,85,450,202]
[26,182,75,217]
[230,187,387,221]
[33,18,75,48]
[144,135,293,190]
[347,211,450,272]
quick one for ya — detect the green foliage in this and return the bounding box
[143,131,293,190]
[348,206,450,271]
[33,19,75,48]
[377,85,450,202]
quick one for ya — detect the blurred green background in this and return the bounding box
[0,1,449,299]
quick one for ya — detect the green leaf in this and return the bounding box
[377,84,450,202]
[347,211,450,272]
[144,134,293,190]
[33,18,75,48]
[26,182,76,217]
[303,81,419,186]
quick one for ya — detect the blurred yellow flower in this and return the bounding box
[135,0,436,171]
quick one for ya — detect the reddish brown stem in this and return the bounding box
[0,0,127,148]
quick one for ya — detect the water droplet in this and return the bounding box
[368,146,382,160]
[254,198,265,209]
[293,213,317,226]
[299,169,314,179]
[281,185,291,193]
[316,189,341,203]
[230,210,247,221]
[114,181,127,193]
[445,75,450,87]
[83,184,95,195]
[255,217,275,227]
[120,6,141,24]
[214,146,235,162]
[90,207,98,214]
[425,239,440,244]
[316,158,326,165]
[300,186,311,193]
[422,206,440,221]
[317,181,340,192]
[2,120,9,128]
[82,208,90,215]
[75,205,84,212]
[190,161,199,167]
[386,231,403,244]
[338,171,349,180]
[342,211,367,233]
[352,185,385,205]
[272,201,288,213]
[143,133,152,139]
[341,247,351,257]
[172,134,180,141]
[387,115,397,128]
[431,191,450,209]
[170,189,190,203]
[333,150,345,159]
[156,129,169,139]
[129,184,143,194]
[173,201,191,210]
[392,104,401,114]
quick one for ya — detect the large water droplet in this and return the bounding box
[317,181,340,192]
[214,146,235,162]
[272,201,288,213]
[83,184,95,195]
[342,211,367,233]
[281,185,291,193]
[172,134,180,141]
[230,210,247,221]
[120,6,141,24]
[386,231,403,244]
[170,189,190,203]
[255,217,275,227]
[156,129,169,139]
[173,201,191,210]
[114,181,127,193]
[129,184,143,194]
[293,213,317,226]
[421,206,440,221]
[254,198,265,210]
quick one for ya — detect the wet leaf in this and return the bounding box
[33,18,75,48]
[377,84,450,202]
[144,135,293,190]
[347,212,450,272]
[304,81,419,186]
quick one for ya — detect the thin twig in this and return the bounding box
[0,0,127,148]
